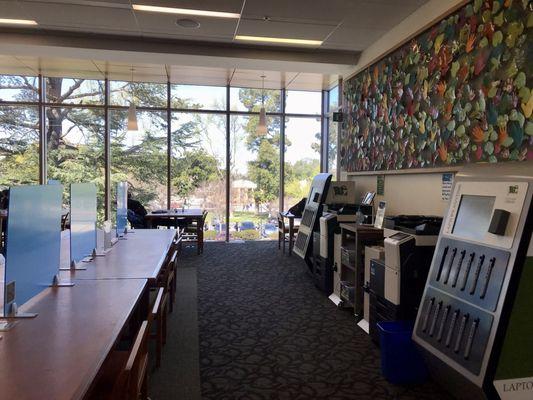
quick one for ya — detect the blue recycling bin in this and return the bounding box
[377,320,428,385]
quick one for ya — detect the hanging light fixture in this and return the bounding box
[256,75,267,135]
[127,67,138,131]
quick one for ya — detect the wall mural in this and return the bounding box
[340,0,532,172]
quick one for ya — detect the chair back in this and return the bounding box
[200,210,208,229]
[61,212,69,231]
[277,212,285,233]
[112,320,149,400]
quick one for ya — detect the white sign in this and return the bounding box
[494,377,533,400]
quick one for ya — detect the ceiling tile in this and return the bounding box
[241,0,348,25]
[170,66,231,86]
[135,13,237,38]
[231,69,299,90]
[19,1,139,31]
[236,19,335,42]
[287,72,332,90]
[0,0,34,20]
[131,0,244,14]
[94,61,166,80]
[0,55,35,76]
[323,27,389,51]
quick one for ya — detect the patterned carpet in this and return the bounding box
[196,241,453,400]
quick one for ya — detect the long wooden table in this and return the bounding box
[60,229,176,284]
[0,279,147,400]
[0,229,176,399]
[145,209,204,254]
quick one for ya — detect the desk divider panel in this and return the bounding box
[116,182,128,237]
[3,185,63,316]
[70,183,97,264]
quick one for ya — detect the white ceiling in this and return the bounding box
[0,53,334,90]
[0,0,429,88]
[3,0,428,50]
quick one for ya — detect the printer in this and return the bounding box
[368,215,443,343]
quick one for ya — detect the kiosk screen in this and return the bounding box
[452,195,495,241]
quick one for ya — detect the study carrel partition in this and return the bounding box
[116,181,128,237]
[1,184,62,319]
[68,183,97,270]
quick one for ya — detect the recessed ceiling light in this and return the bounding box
[235,35,322,46]
[0,18,38,26]
[132,4,240,19]
[176,18,201,29]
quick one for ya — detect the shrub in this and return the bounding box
[204,230,217,240]
[233,230,260,240]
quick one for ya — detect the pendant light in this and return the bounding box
[256,74,267,135]
[127,67,138,131]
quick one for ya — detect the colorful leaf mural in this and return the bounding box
[341,0,532,172]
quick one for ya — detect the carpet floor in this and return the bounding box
[194,241,453,400]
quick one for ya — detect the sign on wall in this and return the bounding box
[341,0,532,172]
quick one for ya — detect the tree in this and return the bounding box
[238,88,281,213]
[0,76,216,223]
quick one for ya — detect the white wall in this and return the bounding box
[342,171,453,217]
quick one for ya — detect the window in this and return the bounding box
[285,90,321,115]
[110,110,168,213]
[171,84,226,110]
[46,107,105,221]
[0,73,328,240]
[0,106,39,187]
[328,118,338,178]
[110,81,167,108]
[230,87,281,113]
[0,75,39,102]
[230,114,281,240]
[284,116,321,207]
[45,77,104,105]
[171,112,227,240]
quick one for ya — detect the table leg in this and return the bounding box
[197,217,202,255]
[289,218,294,256]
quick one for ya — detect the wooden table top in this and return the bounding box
[145,208,204,218]
[0,278,146,400]
[60,229,175,282]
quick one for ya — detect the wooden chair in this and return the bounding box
[158,250,177,313]
[182,211,208,255]
[277,212,289,253]
[90,320,150,400]
[61,211,69,231]
[148,287,168,369]
[277,212,299,255]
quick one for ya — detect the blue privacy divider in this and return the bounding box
[70,183,97,264]
[116,182,128,237]
[3,184,62,316]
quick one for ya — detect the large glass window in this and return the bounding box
[0,75,39,102]
[230,87,281,113]
[171,112,227,241]
[0,106,39,187]
[285,90,321,115]
[45,77,104,105]
[110,81,167,108]
[284,116,321,207]
[230,114,281,241]
[0,73,326,240]
[327,86,339,178]
[110,110,168,213]
[171,84,226,110]
[46,107,105,221]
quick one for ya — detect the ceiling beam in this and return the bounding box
[0,28,359,68]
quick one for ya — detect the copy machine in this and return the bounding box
[368,215,442,343]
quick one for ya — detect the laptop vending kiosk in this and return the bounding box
[413,163,532,400]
